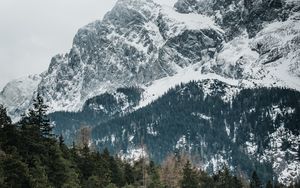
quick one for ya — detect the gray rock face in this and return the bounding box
[174,0,298,39]
[1,0,299,119]
[36,0,224,112]
[0,74,42,121]
[0,0,299,185]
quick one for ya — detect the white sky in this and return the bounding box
[0,0,177,90]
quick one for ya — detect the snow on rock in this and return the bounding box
[203,153,230,173]
[0,74,42,122]
[269,105,295,122]
[159,5,224,39]
[249,12,300,90]
[119,147,148,162]
[29,0,223,115]
[191,112,211,121]
[146,123,158,136]
[175,135,194,152]
[245,133,258,156]
[137,64,242,109]
[262,125,300,186]
[3,0,299,121]
[210,31,259,79]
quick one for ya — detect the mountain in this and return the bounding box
[174,0,300,89]
[1,0,300,119]
[50,79,300,185]
[0,0,300,186]
[0,74,42,121]
[91,80,300,185]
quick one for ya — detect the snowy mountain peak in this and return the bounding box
[30,0,224,114]
[1,0,299,120]
[0,74,42,120]
[0,0,299,185]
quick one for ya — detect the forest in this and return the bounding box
[0,94,299,188]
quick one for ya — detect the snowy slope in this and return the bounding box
[0,74,42,121]
[0,0,299,185]
[34,0,224,113]
[1,0,299,121]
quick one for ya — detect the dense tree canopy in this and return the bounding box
[0,91,298,187]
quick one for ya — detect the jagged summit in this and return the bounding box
[32,0,224,114]
[174,0,300,39]
[0,0,299,185]
[0,74,42,120]
[1,0,299,118]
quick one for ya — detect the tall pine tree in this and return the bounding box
[181,160,199,188]
[250,171,262,188]
[21,93,53,139]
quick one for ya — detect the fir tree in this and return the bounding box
[250,171,262,188]
[0,105,11,128]
[28,157,52,188]
[22,93,53,139]
[0,105,18,152]
[2,154,30,188]
[181,160,199,188]
[148,160,163,188]
[266,180,273,188]
[48,144,80,188]
[124,163,135,185]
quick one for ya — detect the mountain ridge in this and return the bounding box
[0,0,299,185]
[1,0,299,120]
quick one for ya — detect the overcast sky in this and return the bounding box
[0,0,177,90]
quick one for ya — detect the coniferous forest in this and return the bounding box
[1,93,299,188]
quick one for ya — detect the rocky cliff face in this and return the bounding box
[35,0,224,113]
[0,0,299,185]
[174,0,297,39]
[174,0,300,90]
[1,0,299,118]
[0,74,42,121]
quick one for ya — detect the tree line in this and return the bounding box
[0,94,299,187]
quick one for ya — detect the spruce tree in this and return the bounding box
[148,160,162,188]
[124,163,135,185]
[2,154,30,187]
[0,154,4,186]
[22,93,53,139]
[0,105,11,128]
[265,180,273,188]
[29,157,52,188]
[0,105,18,152]
[48,144,80,188]
[181,160,199,188]
[110,156,125,187]
[250,171,262,188]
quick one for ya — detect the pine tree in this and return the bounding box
[110,156,125,187]
[0,154,5,186]
[29,157,52,188]
[124,163,135,185]
[198,170,214,188]
[215,166,243,188]
[0,105,11,128]
[148,160,163,188]
[250,171,262,188]
[105,183,118,188]
[22,93,53,139]
[2,154,30,187]
[85,175,104,188]
[59,134,65,147]
[266,180,273,188]
[48,144,80,188]
[0,105,18,151]
[181,160,199,188]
